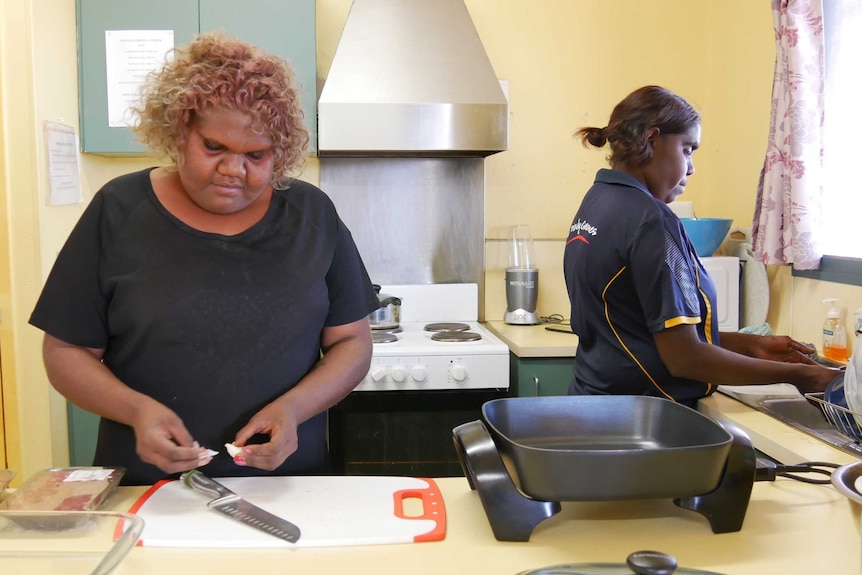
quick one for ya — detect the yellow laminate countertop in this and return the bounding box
[72,396,858,575]
[5,362,861,574]
[485,321,578,357]
[92,467,859,574]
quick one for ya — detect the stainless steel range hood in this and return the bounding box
[318,0,509,157]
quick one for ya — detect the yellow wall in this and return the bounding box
[476,0,784,322]
[1,0,53,481]
[1,0,860,482]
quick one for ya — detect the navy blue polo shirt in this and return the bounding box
[563,169,720,406]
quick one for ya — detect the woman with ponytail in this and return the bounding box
[563,85,838,407]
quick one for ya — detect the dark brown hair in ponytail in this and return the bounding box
[574,85,700,167]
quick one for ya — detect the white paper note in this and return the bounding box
[43,121,82,205]
[105,29,174,128]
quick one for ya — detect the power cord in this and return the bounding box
[540,313,568,325]
[754,457,839,485]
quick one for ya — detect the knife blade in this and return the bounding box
[181,470,301,543]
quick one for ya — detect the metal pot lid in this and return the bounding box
[514,566,723,575]
[515,551,723,575]
[373,284,401,307]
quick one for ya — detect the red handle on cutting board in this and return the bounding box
[392,478,446,542]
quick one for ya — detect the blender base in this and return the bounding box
[504,309,541,325]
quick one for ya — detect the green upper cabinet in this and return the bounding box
[200,0,316,156]
[76,0,317,156]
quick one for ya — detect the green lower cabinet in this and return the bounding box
[510,354,573,397]
[68,402,100,467]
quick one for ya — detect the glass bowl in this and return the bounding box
[0,469,15,492]
[0,510,144,575]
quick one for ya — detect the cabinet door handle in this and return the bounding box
[533,376,539,396]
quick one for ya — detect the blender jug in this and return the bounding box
[504,224,540,325]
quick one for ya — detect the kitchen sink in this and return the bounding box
[716,354,862,458]
[755,395,862,457]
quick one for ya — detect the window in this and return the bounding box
[797,1,862,284]
[822,0,862,259]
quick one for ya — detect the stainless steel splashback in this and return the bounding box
[320,158,486,316]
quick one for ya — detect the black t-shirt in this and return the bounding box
[563,169,720,406]
[30,168,379,484]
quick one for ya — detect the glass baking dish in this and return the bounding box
[0,510,144,575]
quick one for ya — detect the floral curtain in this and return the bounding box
[751,0,825,270]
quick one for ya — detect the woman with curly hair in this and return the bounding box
[564,85,838,407]
[30,33,379,484]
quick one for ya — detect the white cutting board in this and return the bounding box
[716,383,802,408]
[129,476,445,548]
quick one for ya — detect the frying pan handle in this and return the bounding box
[181,470,235,499]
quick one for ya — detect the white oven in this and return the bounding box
[328,284,511,476]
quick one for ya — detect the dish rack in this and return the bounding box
[804,392,862,441]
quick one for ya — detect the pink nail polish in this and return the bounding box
[234,456,247,466]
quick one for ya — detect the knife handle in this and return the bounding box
[181,470,235,499]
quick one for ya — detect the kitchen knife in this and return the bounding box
[181,470,301,543]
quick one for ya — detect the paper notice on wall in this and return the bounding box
[43,121,82,205]
[105,30,174,128]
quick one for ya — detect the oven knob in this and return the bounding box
[411,365,428,382]
[451,363,467,382]
[370,365,387,382]
[391,365,407,382]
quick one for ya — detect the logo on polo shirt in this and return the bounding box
[567,219,597,245]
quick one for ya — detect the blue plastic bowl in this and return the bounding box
[680,218,733,257]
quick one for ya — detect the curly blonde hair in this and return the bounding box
[130,32,309,187]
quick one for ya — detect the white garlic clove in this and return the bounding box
[225,443,243,458]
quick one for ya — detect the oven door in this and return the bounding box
[328,388,509,477]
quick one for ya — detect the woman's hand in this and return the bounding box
[655,325,842,390]
[744,336,818,364]
[719,332,818,363]
[42,334,213,473]
[130,397,214,474]
[226,319,372,471]
[229,397,300,470]
[793,363,844,394]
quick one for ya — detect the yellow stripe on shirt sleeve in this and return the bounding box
[664,316,700,329]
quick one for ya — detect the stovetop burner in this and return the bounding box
[424,322,470,333]
[371,331,399,344]
[372,325,403,334]
[431,330,482,342]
